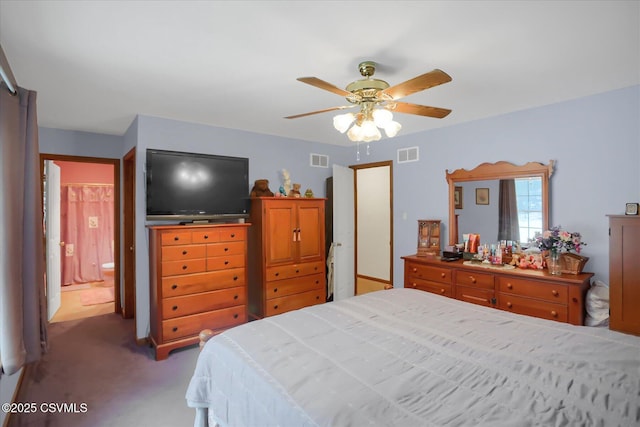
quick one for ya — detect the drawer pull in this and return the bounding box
[224,247,229,252]
[231,233,235,238]
[412,267,417,273]
[274,304,279,310]
[507,283,513,289]
[224,260,229,265]
[315,280,319,284]
[412,282,417,288]
[182,265,188,270]
[233,313,238,319]
[551,290,559,296]
[469,276,476,284]
[234,295,238,300]
[506,302,513,308]
[439,288,445,294]
[182,250,187,255]
[316,296,320,300]
[551,310,558,317]
[204,235,209,239]
[171,284,178,290]
[172,327,178,332]
[440,273,446,278]
[275,272,280,277]
[273,288,278,293]
[172,305,178,311]
[233,275,238,281]
[296,269,300,273]
[174,236,180,241]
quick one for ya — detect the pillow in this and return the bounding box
[585,280,609,327]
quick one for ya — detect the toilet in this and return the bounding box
[102,262,115,282]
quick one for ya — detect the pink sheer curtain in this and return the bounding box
[60,184,114,285]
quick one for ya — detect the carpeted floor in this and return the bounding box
[8,314,201,427]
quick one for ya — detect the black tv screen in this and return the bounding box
[146,149,249,221]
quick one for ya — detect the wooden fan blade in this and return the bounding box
[382,69,452,100]
[284,105,355,119]
[387,101,451,119]
[297,77,352,97]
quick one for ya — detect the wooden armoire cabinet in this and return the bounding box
[609,215,640,335]
[248,197,326,319]
[148,223,250,360]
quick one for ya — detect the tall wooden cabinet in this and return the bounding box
[609,215,640,335]
[248,197,326,319]
[148,223,250,360]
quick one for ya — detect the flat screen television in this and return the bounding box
[146,149,250,221]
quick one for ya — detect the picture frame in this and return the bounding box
[476,188,489,205]
[625,203,639,215]
[454,186,463,209]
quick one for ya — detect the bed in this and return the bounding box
[186,288,640,427]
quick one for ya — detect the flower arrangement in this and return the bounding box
[531,225,586,253]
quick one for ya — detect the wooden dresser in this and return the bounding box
[402,255,593,325]
[248,198,326,319]
[148,223,250,360]
[609,215,640,335]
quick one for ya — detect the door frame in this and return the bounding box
[351,160,393,294]
[122,148,136,318]
[40,154,122,316]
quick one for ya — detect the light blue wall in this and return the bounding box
[361,85,640,288]
[37,85,640,340]
[133,116,350,337]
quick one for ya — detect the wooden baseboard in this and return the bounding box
[2,365,26,427]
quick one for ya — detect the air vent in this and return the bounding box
[397,147,419,163]
[310,153,329,168]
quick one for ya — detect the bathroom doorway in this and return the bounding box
[41,154,121,322]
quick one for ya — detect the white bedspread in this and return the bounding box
[186,288,640,427]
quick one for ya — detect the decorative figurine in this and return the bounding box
[304,188,314,198]
[250,179,274,197]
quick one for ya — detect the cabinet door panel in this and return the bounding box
[298,202,324,261]
[265,204,296,265]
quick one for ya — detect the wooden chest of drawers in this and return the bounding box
[248,198,326,319]
[149,223,250,360]
[403,255,593,325]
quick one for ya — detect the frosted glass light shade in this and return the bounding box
[384,121,402,137]
[347,123,364,141]
[372,109,393,127]
[333,113,355,133]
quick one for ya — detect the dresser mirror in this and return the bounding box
[445,161,554,246]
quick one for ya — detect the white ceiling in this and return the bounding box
[0,1,638,146]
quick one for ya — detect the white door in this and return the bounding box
[45,161,62,320]
[332,164,354,301]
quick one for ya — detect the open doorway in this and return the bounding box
[41,154,121,322]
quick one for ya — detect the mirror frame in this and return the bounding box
[445,160,555,245]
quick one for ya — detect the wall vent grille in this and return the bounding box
[397,147,419,163]
[310,153,329,168]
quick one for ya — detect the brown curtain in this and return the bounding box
[0,85,47,376]
[61,184,115,285]
[498,179,520,241]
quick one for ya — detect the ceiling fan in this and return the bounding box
[285,61,452,141]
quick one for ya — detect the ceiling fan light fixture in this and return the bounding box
[347,123,364,141]
[361,120,381,142]
[372,108,393,127]
[384,120,402,138]
[333,113,355,133]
